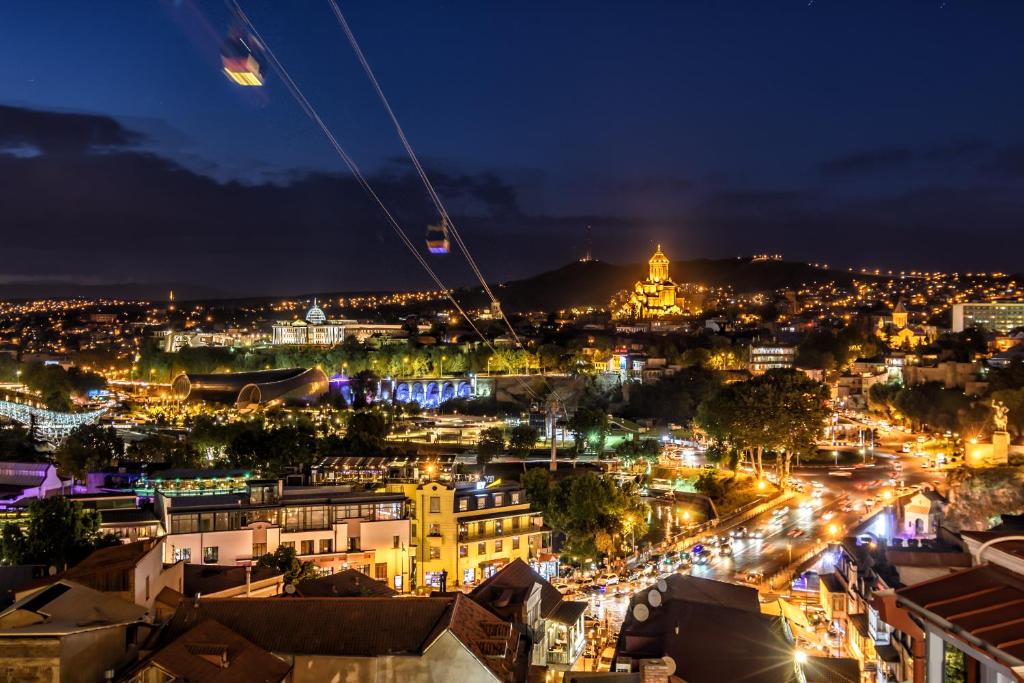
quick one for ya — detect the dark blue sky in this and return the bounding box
[2,1,1024,295]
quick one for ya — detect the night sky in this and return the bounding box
[2,1,1024,296]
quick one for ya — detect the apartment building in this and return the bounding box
[156,478,412,592]
[387,480,552,590]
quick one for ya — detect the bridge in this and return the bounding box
[333,377,478,408]
[0,392,106,441]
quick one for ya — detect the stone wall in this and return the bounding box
[943,465,1024,530]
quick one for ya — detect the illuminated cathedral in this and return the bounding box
[615,245,699,319]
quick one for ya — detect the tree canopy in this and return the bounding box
[520,469,645,562]
[697,369,829,478]
[255,545,319,585]
[54,424,125,480]
[1,497,118,570]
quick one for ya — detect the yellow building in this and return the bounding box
[616,245,699,319]
[387,480,552,591]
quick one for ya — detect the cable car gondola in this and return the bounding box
[221,28,265,86]
[426,217,450,254]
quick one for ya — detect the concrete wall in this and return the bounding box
[0,627,131,683]
[134,541,182,611]
[0,636,60,682]
[60,627,132,683]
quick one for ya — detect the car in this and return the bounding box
[811,489,825,499]
[598,573,619,587]
[730,526,748,539]
[798,501,815,511]
[811,480,824,489]
[917,435,927,443]
[786,528,806,538]
[718,543,733,557]
[902,442,913,453]
[864,497,876,507]
[749,528,765,539]
[553,581,571,593]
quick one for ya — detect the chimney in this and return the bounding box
[639,659,670,683]
[245,565,252,596]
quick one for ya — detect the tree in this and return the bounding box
[340,409,391,454]
[130,435,204,468]
[696,370,829,479]
[619,365,721,425]
[54,424,124,481]
[521,468,552,510]
[256,545,319,585]
[541,472,646,561]
[0,497,118,570]
[477,427,505,473]
[508,424,539,458]
[569,405,609,455]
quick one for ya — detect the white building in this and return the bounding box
[156,479,413,592]
[272,300,404,345]
[952,301,1024,333]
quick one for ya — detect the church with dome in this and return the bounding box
[615,246,700,319]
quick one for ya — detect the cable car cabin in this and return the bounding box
[425,221,450,254]
[221,34,264,86]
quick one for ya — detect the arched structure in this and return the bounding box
[0,398,105,441]
[171,368,328,408]
[390,379,473,407]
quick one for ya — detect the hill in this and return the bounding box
[457,257,860,312]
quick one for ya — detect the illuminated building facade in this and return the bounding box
[386,480,552,590]
[952,302,1024,333]
[876,299,933,349]
[271,300,404,345]
[616,245,699,319]
[749,342,796,374]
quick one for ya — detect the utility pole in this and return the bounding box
[547,394,561,472]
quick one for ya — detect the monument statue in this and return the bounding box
[992,399,1009,432]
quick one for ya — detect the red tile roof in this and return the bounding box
[469,557,562,618]
[163,594,519,680]
[897,564,1024,663]
[139,618,291,683]
[292,568,396,597]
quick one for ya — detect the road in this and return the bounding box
[571,417,954,666]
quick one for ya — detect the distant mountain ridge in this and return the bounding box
[0,281,227,302]
[0,257,853,307]
[455,257,860,312]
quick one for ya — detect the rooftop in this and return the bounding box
[183,565,283,597]
[292,568,396,598]
[162,593,518,680]
[134,617,292,683]
[470,558,563,619]
[897,564,1024,665]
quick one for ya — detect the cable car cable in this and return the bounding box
[227,1,541,402]
[325,0,561,413]
[325,0,532,353]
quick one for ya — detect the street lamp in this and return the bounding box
[440,355,446,378]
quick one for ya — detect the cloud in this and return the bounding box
[817,147,914,178]
[980,144,1024,179]
[0,104,141,154]
[2,103,1024,295]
